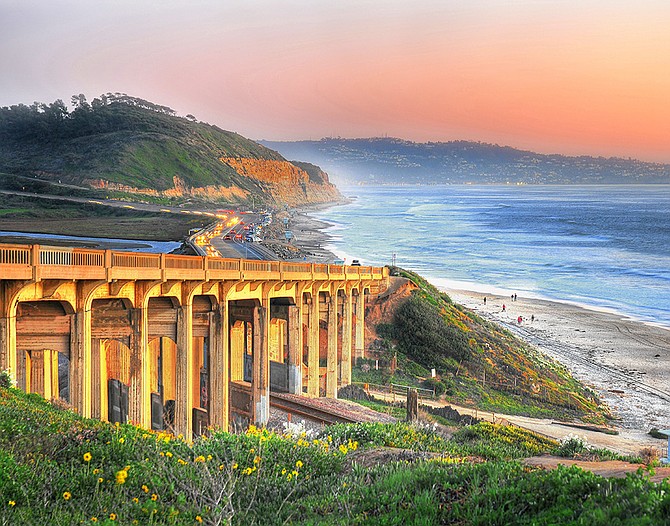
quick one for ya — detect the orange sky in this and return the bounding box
[1,1,669,162]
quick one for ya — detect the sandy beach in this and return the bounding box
[291,207,670,447]
[444,290,670,434]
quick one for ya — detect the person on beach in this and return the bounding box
[483,296,487,305]
[518,316,523,324]
[531,314,535,323]
[502,304,506,311]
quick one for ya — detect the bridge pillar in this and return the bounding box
[208,302,229,431]
[128,307,149,429]
[287,305,302,395]
[307,293,320,397]
[341,291,353,387]
[70,309,92,417]
[176,304,194,439]
[0,283,18,382]
[354,289,365,361]
[326,291,338,399]
[253,300,270,425]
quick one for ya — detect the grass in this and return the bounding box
[1,381,668,525]
[368,266,611,425]
[0,193,208,241]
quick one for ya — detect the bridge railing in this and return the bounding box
[0,243,389,284]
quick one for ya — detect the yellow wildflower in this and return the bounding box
[109,513,117,521]
[63,491,71,500]
[142,485,149,493]
[178,458,187,465]
[98,477,104,483]
[132,498,139,504]
[295,460,303,469]
[8,501,15,507]
[118,438,125,444]
[195,516,203,523]
[115,469,128,485]
[292,470,298,477]
[90,518,98,522]
[207,455,212,461]
[151,494,158,502]
[92,468,100,475]
[166,451,173,458]
[83,452,92,462]
[281,468,287,475]
[194,455,205,463]
[253,456,261,465]
[232,463,238,470]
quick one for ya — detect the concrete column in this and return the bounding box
[128,307,149,428]
[70,310,92,416]
[252,301,270,426]
[208,303,229,430]
[0,284,17,379]
[287,305,302,395]
[176,304,194,439]
[341,292,353,387]
[354,289,365,361]
[326,292,338,399]
[307,294,320,397]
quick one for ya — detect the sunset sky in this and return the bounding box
[1,0,669,162]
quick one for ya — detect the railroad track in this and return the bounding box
[269,394,360,425]
[502,321,670,404]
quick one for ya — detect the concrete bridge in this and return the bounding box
[0,243,388,438]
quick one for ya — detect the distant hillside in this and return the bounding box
[0,94,341,206]
[261,137,670,185]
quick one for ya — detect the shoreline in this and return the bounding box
[442,289,670,434]
[297,204,670,436]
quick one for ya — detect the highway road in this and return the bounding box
[1,188,278,260]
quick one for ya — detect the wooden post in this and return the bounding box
[406,388,419,423]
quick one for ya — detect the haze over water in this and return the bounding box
[315,185,670,328]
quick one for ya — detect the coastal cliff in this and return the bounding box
[220,158,341,206]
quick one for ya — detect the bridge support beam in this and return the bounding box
[354,289,365,361]
[307,293,320,397]
[209,302,229,431]
[287,305,302,395]
[253,300,270,425]
[128,307,149,428]
[341,291,353,387]
[326,291,338,399]
[176,304,194,439]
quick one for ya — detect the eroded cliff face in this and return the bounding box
[220,157,342,206]
[365,277,417,348]
[88,176,249,201]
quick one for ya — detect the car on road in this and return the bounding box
[351,259,361,266]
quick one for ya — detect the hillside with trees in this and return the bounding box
[0,94,341,207]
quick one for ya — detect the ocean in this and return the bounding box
[313,185,670,328]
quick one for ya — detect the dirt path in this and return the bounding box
[524,456,670,483]
[370,390,666,457]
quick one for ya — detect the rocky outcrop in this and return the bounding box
[88,176,249,201]
[219,157,342,206]
[365,277,417,348]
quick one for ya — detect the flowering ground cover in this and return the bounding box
[0,381,668,525]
